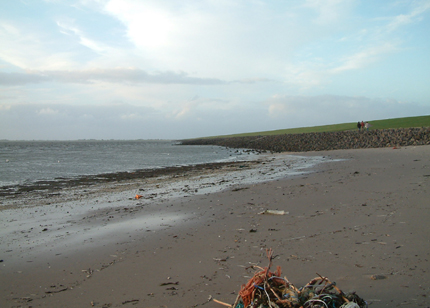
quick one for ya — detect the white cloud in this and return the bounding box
[0,22,20,36]
[171,96,233,120]
[120,113,141,120]
[100,1,306,79]
[330,42,398,73]
[0,72,50,85]
[0,0,429,140]
[265,94,430,127]
[303,0,357,24]
[56,20,110,54]
[0,20,79,70]
[0,104,12,111]
[38,107,59,115]
[105,0,173,50]
[386,1,430,31]
[0,69,228,85]
[280,0,430,89]
[173,102,194,119]
[2,95,427,140]
[283,62,328,89]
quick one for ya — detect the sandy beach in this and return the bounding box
[1,145,429,307]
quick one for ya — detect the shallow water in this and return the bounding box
[0,152,329,260]
[0,140,252,187]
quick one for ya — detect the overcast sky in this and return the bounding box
[1,0,430,140]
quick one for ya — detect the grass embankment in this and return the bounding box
[206,115,430,139]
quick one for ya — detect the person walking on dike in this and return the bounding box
[361,121,364,130]
[365,122,370,131]
[357,121,361,131]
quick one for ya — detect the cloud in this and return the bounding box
[104,0,173,50]
[330,42,398,73]
[282,40,399,89]
[173,102,195,119]
[386,1,430,31]
[265,94,430,126]
[303,0,357,25]
[0,20,79,70]
[38,107,59,115]
[0,22,20,36]
[0,104,11,111]
[99,0,315,79]
[233,78,274,84]
[281,0,429,89]
[171,96,234,120]
[0,0,429,141]
[120,113,142,120]
[0,72,50,85]
[283,63,327,89]
[56,20,110,54]
[0,68,228,85]
[2,95,428,140]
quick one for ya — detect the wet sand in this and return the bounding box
[1,146,429,307]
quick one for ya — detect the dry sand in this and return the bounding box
[1,146,429,308]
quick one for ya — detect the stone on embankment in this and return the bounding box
[180,127,430,152]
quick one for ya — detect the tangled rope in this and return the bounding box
[214,249,367,308]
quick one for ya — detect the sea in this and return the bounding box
[0,140,254,188]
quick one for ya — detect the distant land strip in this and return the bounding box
[180,127,430,152]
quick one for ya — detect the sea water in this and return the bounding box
[0,140,252,188]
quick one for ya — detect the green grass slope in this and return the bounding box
[206,115,430,139]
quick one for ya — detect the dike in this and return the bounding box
[180,127,430,152]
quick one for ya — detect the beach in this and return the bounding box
[1,145,429,307]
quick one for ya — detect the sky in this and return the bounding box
[1,0,430,140]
